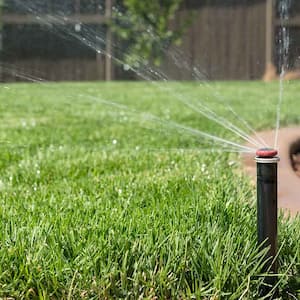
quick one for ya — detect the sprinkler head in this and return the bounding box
[255,147,279,295]
[256,148,278,158]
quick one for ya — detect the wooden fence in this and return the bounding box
[164,0,267,80]
[0,0,113,82]
[1,0,300,81]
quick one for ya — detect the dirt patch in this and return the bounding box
[241,127,300,216]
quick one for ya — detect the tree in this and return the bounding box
[112,0,189,67]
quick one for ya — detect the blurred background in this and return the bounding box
[0,0,300,82]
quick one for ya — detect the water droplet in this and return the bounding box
[0,180,5,189]
[75,23,81,32]
[123,64,130,71]
[228,161,235,167]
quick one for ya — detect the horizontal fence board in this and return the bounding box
[1,14,107,24]
[1,58,105,82]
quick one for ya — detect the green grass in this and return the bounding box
[0,81,299,299]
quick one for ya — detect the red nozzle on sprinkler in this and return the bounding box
[256,148,278,158]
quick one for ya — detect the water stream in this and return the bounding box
[274,0,291,150]
[1,0,294,154]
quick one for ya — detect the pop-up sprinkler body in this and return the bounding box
[255,148,279,295]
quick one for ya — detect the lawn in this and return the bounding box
[0,81,299,299]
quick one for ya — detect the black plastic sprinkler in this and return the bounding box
[255,148,279,296]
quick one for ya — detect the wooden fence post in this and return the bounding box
[105,0,113,81]
[265,0,275,66]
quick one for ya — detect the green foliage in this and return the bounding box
[112,0,189,67]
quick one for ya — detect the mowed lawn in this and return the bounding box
[0,81,299,299]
